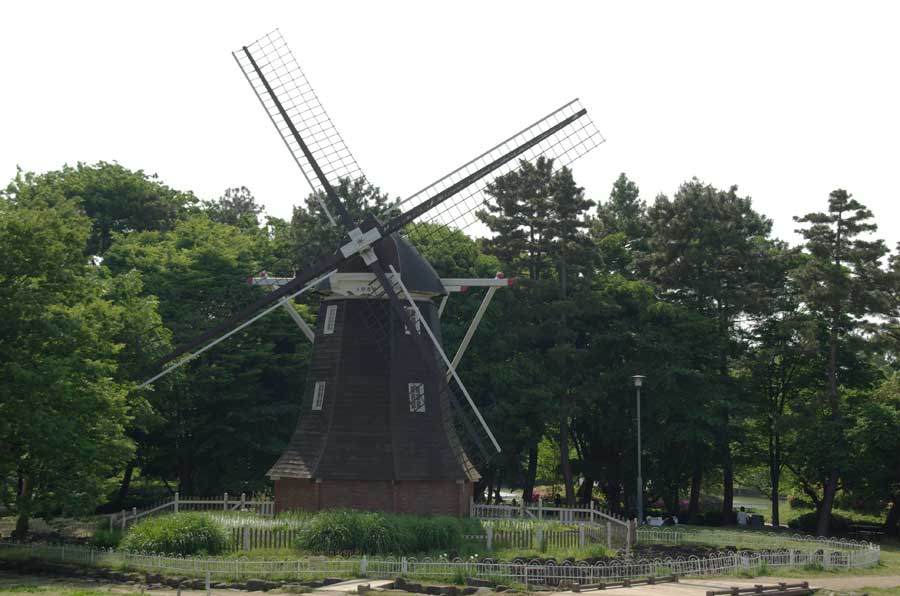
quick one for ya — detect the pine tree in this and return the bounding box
[792,189,893,535]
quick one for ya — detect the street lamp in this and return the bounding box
[631,375,646,525]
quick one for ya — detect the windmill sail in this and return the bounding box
[233,30,367,223]
[396,98,604,245]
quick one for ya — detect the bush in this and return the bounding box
[120,512,228,555]
[90,526,124,549]
[787,494,814,510]
[787,511,851,535]
[294,509,469,555]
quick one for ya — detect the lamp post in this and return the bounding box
[631,375,645,524]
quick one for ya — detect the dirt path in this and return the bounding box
[751,575,900,590]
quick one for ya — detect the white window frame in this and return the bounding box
[403,306,421,335]
[408,382,426,413]
[323,304,338,335]
[312,381,326,410]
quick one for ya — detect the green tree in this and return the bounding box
[8,163,197,256]
[206,186,264,229]
[594,173,649,242]
[479,158,595,505]
[792,189,893,535]
[645,178,776,516]
[0,177,136,535]
[105,214,311,494]
[846,374,900,535]
[742,279,819,527]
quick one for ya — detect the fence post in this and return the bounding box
[120,510,126,530]
[579,525,585,547]
[242,526,250,551]
[205,571,211,596]
[132,506,137,521]
[401,557,408,575]
[174,492,179,513]
[224,492,229,511]
[590,500,595,524]
[536,527,544,551]
[539,499,543,520]
[606,522,612,550]
[469,495,475,518]
[361,555,368,575]
[486,526,493,550]
[625,520,632,555]
[240,492,246,511]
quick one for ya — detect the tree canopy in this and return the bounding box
[3,161,898,538]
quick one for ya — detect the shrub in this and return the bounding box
[90,526,123,549]
[120,512,228,555]
[787,495,814,510]
[788,512,851,535]
[294,509,468,555]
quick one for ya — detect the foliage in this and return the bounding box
[790,189,893,535]
[120,512,228,555]
[104,212,310,495]
[4,154,899,539]
[787,511,852,535]
[294,509,475,555]
[205,186,264,229]
[0,175,145,535]
[5,163,198,256]
[89,525,124,549]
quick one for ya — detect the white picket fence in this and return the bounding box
[636,527,880,553]
[475,522,629,551]
[229,527,301,551]
[0,538,880,585]
[472,501,628,526]
[110,493,274,529]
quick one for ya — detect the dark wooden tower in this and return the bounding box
[268,236,478,516]
[139,29,604,517]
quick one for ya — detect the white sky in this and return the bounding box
[2,1,898,250]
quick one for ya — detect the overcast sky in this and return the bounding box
[2,1,898,250]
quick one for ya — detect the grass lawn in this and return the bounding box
[735,500,885,528]
[0,581,141,596]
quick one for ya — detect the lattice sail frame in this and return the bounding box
[398,98,604,244]
[233,30,367,223]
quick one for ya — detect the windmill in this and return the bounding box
[141,30,604,516]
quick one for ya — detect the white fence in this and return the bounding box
[229,527,301,551]
[472,501,628,526]
[478,522,629,552]
[0,537,880,586]
[224,523,626,552]
[111,493,274,529]
[635,527,877,553]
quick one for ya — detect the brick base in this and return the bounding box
[274,478,472,517]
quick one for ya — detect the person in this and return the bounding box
[554,493,562,508]
[736,506,749,526]
[511,498,518,507]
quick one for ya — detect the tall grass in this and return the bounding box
[121,512,228,556]
[294,510,477,556]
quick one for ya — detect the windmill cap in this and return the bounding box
[321,233,446,296]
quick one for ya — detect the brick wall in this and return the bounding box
[274,478,473,517]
